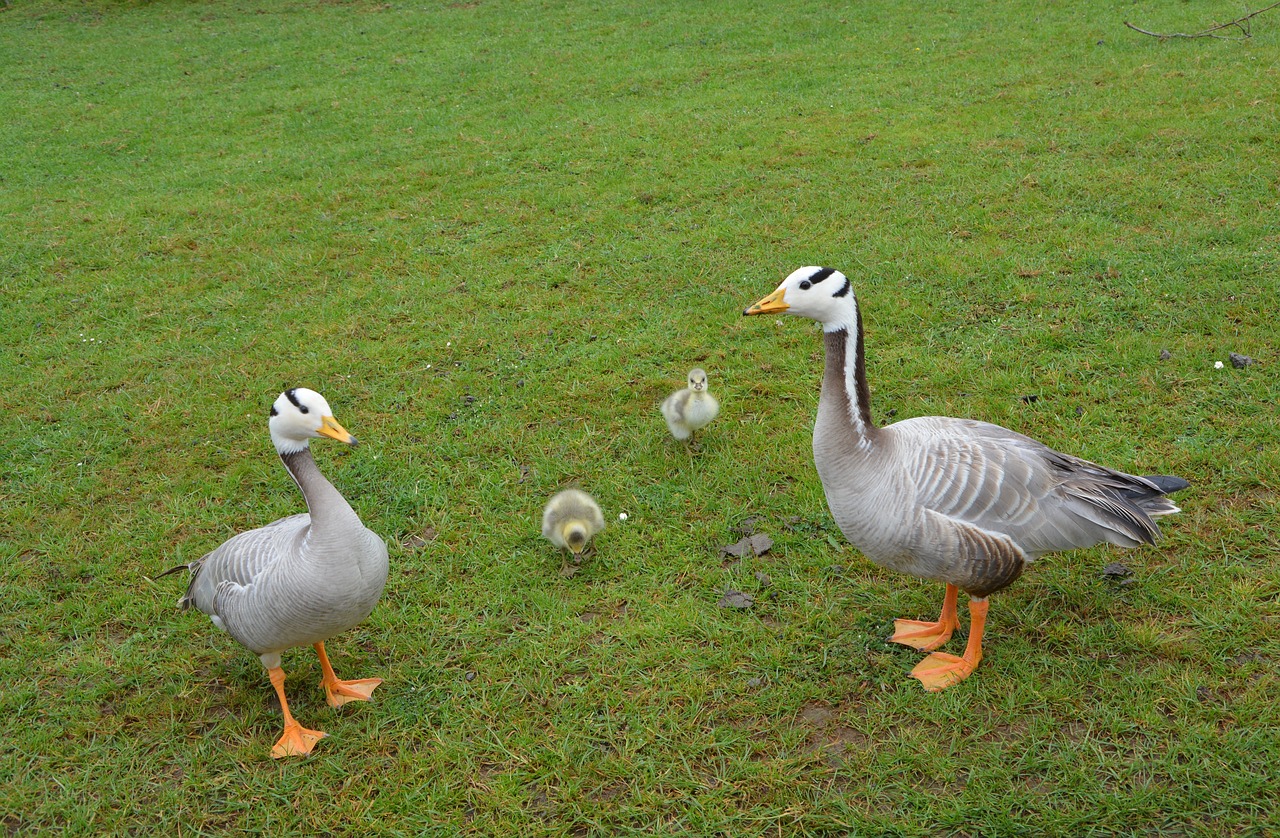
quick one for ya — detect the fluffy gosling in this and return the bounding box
[661,368,720,443]
[541,489,605,573]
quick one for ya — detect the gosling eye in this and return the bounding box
[799,279,812,290]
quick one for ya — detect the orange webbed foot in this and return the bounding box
[910,652,979,692]
[909,596,988,692]
[323,677,383,708]
[271,721,328,759]
[889,584,960,651]
[312,642,383,707]
[889,618,957,652]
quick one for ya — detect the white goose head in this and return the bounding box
[743,266,855,332]
[268,388,357,455]
[687,368,709,392]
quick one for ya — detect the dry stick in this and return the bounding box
[1125,1,1280,39]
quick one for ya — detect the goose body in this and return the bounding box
[163,388,389,756]
[541,489,605,559]
[746,267,1187,690]
[661,368,720,442]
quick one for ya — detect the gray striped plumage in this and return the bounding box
[813,365,1181,597]
[178,447,388,663]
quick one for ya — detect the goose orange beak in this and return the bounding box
[316,415,358,446]
[744,287,788,316]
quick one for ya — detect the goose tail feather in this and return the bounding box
[1119,473,1189,517]
[1068,489,1161,546]
[1062,471,1189,547]
[1137,474,1190,514]
[154,558,206,610]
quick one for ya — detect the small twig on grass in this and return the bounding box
[1124,1,1280,40]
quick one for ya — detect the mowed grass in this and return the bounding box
[2,0,1278,833]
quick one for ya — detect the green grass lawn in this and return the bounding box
[2,0,1278,834]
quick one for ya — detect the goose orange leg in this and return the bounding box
[910,597,989,692]
[315,642,382,708]
[268,667,327,758]
[889,583,960,652]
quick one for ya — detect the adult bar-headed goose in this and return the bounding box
[661,368,721,443]
[161,388,389,756]
[745,267,1187,691]
[542,489,605,567]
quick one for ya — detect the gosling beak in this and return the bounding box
[744,287,788,316]
[316,415,359,446]
[564,523,588,555]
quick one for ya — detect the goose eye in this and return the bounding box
[799,280,812,290]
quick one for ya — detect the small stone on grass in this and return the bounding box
[720,534,773,558]
[1102,562,1135,584]
[718,589,754,609]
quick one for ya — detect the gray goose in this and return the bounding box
[661,368,721,443]
[161,388,389,756]
[745,267,1188,690]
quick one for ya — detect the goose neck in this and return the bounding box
[821,321,878,442]
[280,448,358,534]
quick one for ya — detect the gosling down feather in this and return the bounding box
[661,368,720,442]
[541,489,605,559]
[745,267,1188,691]
[160,388,389,757]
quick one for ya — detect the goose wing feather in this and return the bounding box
[896,417,1167,555]
[179,514,308,614]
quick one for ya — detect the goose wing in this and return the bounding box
[180,514,309,615]
[899,418,1165,555]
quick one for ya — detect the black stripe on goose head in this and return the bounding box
[284,388,310,414]
[799,267,837,290]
